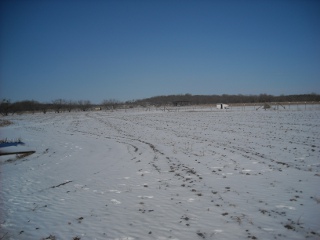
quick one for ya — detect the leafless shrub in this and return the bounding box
[0,232,8,240]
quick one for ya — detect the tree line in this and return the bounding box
[1,93,319,116]
[132,93,320,106]
[0,98,124,116]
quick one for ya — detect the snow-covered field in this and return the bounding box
[1,106,320,240]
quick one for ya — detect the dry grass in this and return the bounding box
[42,235,56,240]
[0,119,13,127]
[0,138,22,144]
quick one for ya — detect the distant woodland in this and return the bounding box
[1,93,320,116]
[131,93,320,106]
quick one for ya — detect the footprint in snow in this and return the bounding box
[138,196,154,199]
[276,205,296,210]
[156,237,180,240]
[114,237,134,240]
[93,190,103,193]
[109,190,121,193]
[262,228,274,232]
[111,199,121,205]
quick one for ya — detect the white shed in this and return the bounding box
[217,104,229,109]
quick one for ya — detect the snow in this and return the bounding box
[1,106,320,240]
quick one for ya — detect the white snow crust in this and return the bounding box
[0,106,319,240]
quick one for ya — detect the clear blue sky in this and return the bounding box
[1,0,319,103]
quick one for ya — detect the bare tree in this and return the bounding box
[52,99,66,113]
[102,99,120,110]
[0,99,11,116]
[41,103,48,114]
[66,100,77,112]
[78,100,91,111]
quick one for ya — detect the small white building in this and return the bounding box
[217,104,229,110]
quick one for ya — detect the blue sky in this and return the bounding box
[1,0,319,103]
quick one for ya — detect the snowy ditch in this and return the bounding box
[0,107,319,240]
